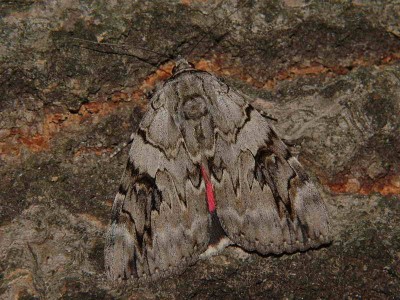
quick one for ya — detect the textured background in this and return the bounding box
[0,0,399,299]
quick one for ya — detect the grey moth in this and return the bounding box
[105,59,330,281]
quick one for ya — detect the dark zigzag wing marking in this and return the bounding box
[213,105,330,255]
[105,136,210,282]
[105,60,330,283]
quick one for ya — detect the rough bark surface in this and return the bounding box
[0,0,399,299]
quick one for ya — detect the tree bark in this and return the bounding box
[0,0,399,298]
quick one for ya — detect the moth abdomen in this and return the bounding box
[208,211,227,246]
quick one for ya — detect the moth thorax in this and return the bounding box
[183,96,208,120]
[172,58,195,75]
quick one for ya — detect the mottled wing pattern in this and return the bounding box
[105,60,330,282]
[208,85,330,254]
[104,94,210,281]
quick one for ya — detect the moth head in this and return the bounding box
[172,58,195,76]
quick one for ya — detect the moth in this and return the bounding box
[105,59,330,281]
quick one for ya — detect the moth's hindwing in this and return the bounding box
[105,60,330,281]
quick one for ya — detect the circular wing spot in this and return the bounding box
[183,97,208,120]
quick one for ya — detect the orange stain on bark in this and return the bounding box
[328,175,400,196]
[195,51,400,90]
[134,62,175,101]
[195,57,265,88]
[2,50,400,161]
[73,146,113,158]
[15,101,122,154]
[0,64,175,160]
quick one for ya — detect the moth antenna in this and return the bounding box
[186,0,252,58]
[71,40,172,76]
[70,37,173,59]
[109,135,134,158]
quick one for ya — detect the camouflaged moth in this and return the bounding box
[105,59,330,281]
